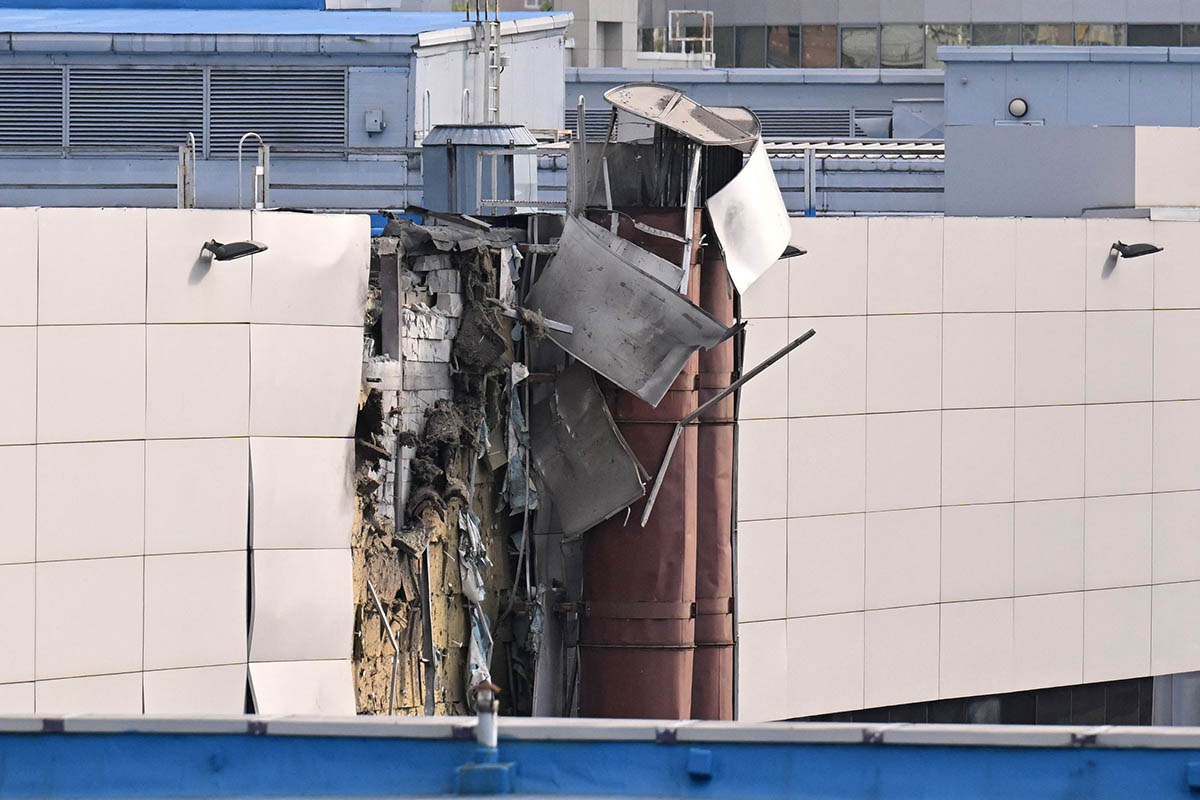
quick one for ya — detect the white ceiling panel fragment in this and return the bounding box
[250,437,354,550]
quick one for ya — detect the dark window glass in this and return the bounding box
[840,26,879,68]
[1128,23,1180,46]
[801,25,838,67]
[1184,24,1200,45]
[972,23,1021,45]
[639,26,669,52]
[924,23,970,68]
[714,26,736,66]
[1023,23,1074,45]
[881,24,924,68]
[735,26,767,67]
[1076,23,1125,46]
[767,25,800,67]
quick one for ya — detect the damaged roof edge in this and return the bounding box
[603,82,758,151]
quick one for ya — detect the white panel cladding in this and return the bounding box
[143,665,248,716]
[0,445,36,566]
[0,208,365,716]
[0,209,37,326]
[249,437,355,551]
[249,548,354,663]
[37,208,147,325]
[0,327,36,444]
[248,660,356,716]
[738,215,1200,721]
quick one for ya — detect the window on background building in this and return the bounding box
[840,26,879,68]
[639,27,667,52]
[1184,24,1200,45]
[767,25,800,67]
[802,25,838,67]
[924,23,969,68]
[881,24,924,68]
[1128,24,1181,46]
[1076,23,1126,45]
[972,23,1021,45]
[1023,23,1074,45]
[714,26,736,66]
[736,25,767,67]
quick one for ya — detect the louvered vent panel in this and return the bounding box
[0,67,63,148]
[210,69,346,156]
[68,68,203,148]
[563,109,613,140]
[755,109,854,138]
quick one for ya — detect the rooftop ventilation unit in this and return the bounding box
[421,124,538,216]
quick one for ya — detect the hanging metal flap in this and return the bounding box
[525,214,734,406]
[706,136,792,294]
[529,363,645,537]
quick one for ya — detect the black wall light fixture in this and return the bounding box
[1111,241,1162,259]
[202,239,268,261]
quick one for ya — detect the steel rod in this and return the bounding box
[640,328,816,527]
[366,578,400,715]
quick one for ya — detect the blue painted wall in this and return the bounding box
[2,728,1200,799]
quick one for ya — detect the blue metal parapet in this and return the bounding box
[3,716,1200,798]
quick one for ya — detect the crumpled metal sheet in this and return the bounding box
[525,215,734,406]
[575,213,684,288]
[528,362,645,536]
[603,83,757,152]
[706,136,791,294]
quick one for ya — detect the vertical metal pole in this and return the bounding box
[177,145,186,210]
[805,148,815,216]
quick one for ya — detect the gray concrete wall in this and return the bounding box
[944,125,1135,216]
[943,47,1200,127]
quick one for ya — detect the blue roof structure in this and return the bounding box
[0,8,551,35]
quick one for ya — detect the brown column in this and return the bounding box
[579,209,700,719]
[692,249,735,720]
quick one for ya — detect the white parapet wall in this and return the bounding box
[735,215,1200,721]
[0,207,368,716]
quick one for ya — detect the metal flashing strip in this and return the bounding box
[525,214,734,407]
[9,716,1200,749]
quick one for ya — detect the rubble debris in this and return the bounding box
[525,214,737,406]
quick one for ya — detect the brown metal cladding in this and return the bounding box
[693,249,736,720]
[579,208,701,720]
